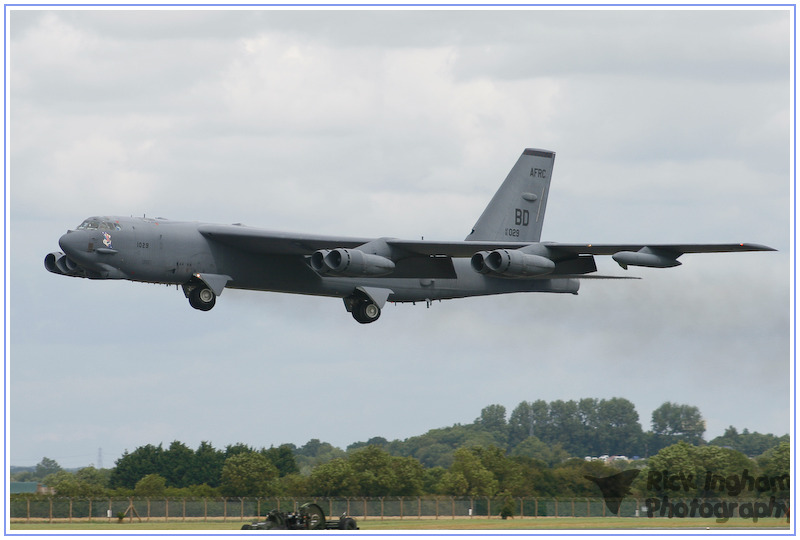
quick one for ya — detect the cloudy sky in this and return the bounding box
[7,7,792,469]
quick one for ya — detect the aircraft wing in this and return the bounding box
[383,240,776,273]
[540,242,777,256]
[200,223,774,258]
[384,240,776,257]
[198,224,373,255]
[200,224,774,277]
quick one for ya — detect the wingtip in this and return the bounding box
[744,243,778,252]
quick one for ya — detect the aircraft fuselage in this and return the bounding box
[49,215,580,305]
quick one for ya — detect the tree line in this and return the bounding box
[11,398,788,500]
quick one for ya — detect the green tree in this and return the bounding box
[74,466,109,497]
[709,426,789,457]
[162,441,194,488]
[651,402,705,449]
[413,443,454,469]
[295,439,346,475]
[438,471,469,495]
[508,401,535,449]
[640,441,701,498]
[546,400,583,455]
[509,455,558,497]
[224,443,255,458]
[189,441,225,487]
[110,444,164,489]
[694,446,755,497]
[135,474,167,497]
[475,446,526,495]
[595,397,644,457]
[309,458,359,496]
[474,404,508,446]
[422,466,448,494]
[347,446,393,496]
[263,444,299,477]
[758,440,790,497]
[391,456,425,496]
[448,447,498,497]
[35,457,62,480]
[346,446,424,496]
[220,452,278,497]
[510,436,570,466]
[43,467,108,498]
[347,437,389,451]
[43,470,80,497]
[277,473,311,497]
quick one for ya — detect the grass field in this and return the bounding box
[10,517,791,531]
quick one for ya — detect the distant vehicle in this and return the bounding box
[45,148,774,323]
[240,503,358,530]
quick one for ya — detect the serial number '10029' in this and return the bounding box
[505,228,521,237]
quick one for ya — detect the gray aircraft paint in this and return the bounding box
[45,148,775,323]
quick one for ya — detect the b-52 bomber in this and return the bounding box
[45,148,774,323]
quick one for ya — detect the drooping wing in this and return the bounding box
[199,224,774,279]
[383,240,775,276]
[384,240,776,257]
[198,224,373,255]
[539,242,777,256]
[197,224,458,278]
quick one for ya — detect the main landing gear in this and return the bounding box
[351,299,381,324]
[184,283,216,311]
[182,273,230,312]
[343,291,384,324]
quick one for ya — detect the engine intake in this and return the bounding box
[45,252,79,275]
[473,249,555,278]
[470,251,492,274]
[311,248,395,277]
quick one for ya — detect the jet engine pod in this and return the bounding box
[44,252,63,274]
[612,249,681,270]
[470,251,492,274]
[319,248,396,277]
[44,252,79,275]
[483,249,555,278]
[310,250,331,274]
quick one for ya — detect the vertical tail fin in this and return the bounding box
[466,148,555,243]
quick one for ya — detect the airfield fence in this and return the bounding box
[8,496,791,523]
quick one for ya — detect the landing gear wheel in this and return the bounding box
[189,286,216,311]
[352,301,381,324]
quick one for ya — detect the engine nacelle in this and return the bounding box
[309,250,331,273]
[311,248,396,277]
[470,251,493,274]
[477,249,555,278]
[45,252,79,275]
[612,249,681,270]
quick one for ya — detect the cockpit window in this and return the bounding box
[77,218,121,231]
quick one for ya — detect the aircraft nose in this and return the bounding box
[58,230,89,258]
